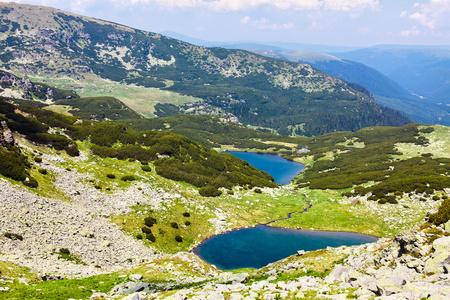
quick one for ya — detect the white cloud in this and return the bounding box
[241,16,294,30]
[408,0,450,30]
[399,10,407,18]
[241,16,251,24]
[108,0,380,12]
[400,26,421,36]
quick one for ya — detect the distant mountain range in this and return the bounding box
[160,33,450,126]
[0,2,410,136]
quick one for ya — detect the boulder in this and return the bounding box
[217,272,248,284]
[424,236,450,274]
[376,281,403,296]
[110,281,151,295]
[324,265,349,283]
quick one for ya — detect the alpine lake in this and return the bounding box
[193,151,378,270]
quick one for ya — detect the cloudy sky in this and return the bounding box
[4,0,450,47]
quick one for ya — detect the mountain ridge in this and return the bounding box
[0,2,410,136]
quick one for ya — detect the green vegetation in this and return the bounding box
[429,199,450,225]
[55,96,142,121]
[4,232,23,241]
[295,124,450,201]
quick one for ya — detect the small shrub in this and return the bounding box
[227,190,234,195]
[4,232,23,241]
[433,195,440,201]
[129,158,136,162]
[183,212,190,217]
[38,168,48,175]
[171,222,179,229]
[106,174,116,179]
[378,198,387,204]
[429,199,450,225]
[146,233,156,242]
[199,185,222,197]
[121,175,135,181]
[185,221,191,226]
[141,226,152,234]
[66,168,71,171]
[386,195,397,204]
[144,217,157,227]
[159,228,165,236]
[34,156,42,163]
[141,161,149,165]
[394,191,403,196]
[421,153,433,157]
[175,235,183,242]
[141,165,151,172]
[59,248,70,254]
[136,234,143,240]
[420,197,427,202]
[94,185,101,190]
[254,188,262,194]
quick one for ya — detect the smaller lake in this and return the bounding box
[193,225,378,270]
[224,151,305,185]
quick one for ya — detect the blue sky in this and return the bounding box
[4,0,450,46]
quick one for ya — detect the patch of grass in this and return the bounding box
[2,273,127,300]
[54,250,87,266]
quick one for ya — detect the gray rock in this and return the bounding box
[110,281,151,295]
[376,281,403,296]
[424,236,450,274]
[325,265,349,283]
[129,273,143,281]
[217,272,248,284]
[444,221,450,234]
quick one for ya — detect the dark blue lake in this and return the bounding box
[224,151,305,185]
[193,225,378,270]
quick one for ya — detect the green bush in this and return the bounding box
[185,221,191,226]
[141,165,151,172]
[199,185,222,197]
[38,168,48,175]
[136,234,143,240]
[378,198,387,204]
[94,185,102,190]
[4,232,23,241]
[141,226,152,234]
[34,156,42,163]
[146,233,156,242]
[106,174,116,179]
[175,235,183,242]
[183,212,190,217]
[121,175,135,181]
[254,188,262,194]
[59,248,70,254]
[429,199,450,225]
[433,195,440,201]
[144,217,157,227]
[171,222,179,229]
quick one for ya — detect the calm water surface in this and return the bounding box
[193,225,378,270]
[224,151,305,185]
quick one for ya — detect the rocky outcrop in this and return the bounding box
[0,120,16,149]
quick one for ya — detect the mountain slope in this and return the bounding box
[0,2,410,136]
[332,46,450,125]
[252,49,446,125]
